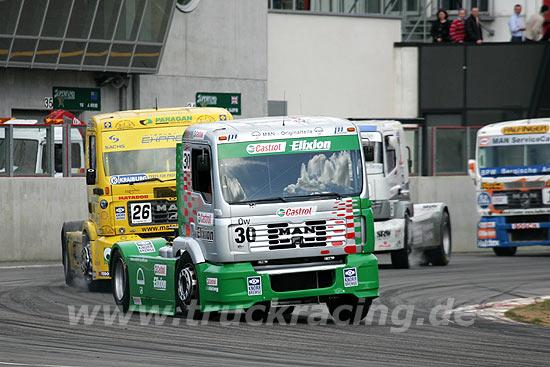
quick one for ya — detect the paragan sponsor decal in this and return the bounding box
[276,206,317,217]
[197,212,214,226]
[246,142,286,154]
[502,125,549,135]
[110,174,148,185]
[155,116,192,123]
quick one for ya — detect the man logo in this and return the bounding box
[140,119,153,126]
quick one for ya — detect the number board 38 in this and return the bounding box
[130,202,152,224]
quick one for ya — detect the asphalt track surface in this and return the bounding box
[0,252,549,367]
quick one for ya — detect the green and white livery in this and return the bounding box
[109,116,379,322]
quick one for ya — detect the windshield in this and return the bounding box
[479,144,550,176]
[0,138,38,174]
[104,148,176,176]
[219,148,363,204]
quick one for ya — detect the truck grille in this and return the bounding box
[250,219,349,251]
[493,190,547,210]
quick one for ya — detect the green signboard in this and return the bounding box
[52,87,101,111]
[196,92,241,115]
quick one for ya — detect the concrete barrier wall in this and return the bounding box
[0,178,87,261]
[1,176,547,261]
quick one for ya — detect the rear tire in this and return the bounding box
[175,253,201,319]
[425,210,451,266]
[326,296,373,324]
[391,214,410,269]
[61,221,82,286]
[111,251,129,312]
[493,247,517,256]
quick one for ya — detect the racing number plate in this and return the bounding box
[130,202,152,224]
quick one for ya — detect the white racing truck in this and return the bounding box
[350,119,452,268]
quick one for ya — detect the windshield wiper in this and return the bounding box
[130,177,176,185]
[236,197,288,204]
[290,192,343,200]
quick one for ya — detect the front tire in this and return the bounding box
[111,251,129,312]
[61,222,82,286]
[391,213,410,269]
[175,253,201,318]
[326,296,373,324]
[493,246,517,256]
[81,232,102,291]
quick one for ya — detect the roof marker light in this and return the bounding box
[219,136,227,141]
[347,127,356,132]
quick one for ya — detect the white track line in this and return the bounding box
[0,362,78,367]
[0,264,60,270]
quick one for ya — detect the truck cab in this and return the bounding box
[109,116,379,323]
[469,118,550,256]
[62,107,232,290]
[354,120,451,268]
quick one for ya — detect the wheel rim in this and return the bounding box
[114,258,125,301]
[178,265,196,304]
[442,221,451,255]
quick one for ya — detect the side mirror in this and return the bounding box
[468,159,477,181]
[364,145,375,161]
[405,146,413,173]
[86,168,96,185]
[386,136,398,151]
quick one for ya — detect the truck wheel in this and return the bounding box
[82,232,102,292]
[326,296,373,324]
[61,221,82,286]
[426,210,451,266]
[111,251,129,312]
[391,214,410,269]
[493,247,517,256]
[176,253,201,319]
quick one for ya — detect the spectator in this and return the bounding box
[431,9,452,43]
[525,5,549,42]
[509,4,526,42]
[465,7,483,44]
[450,9,467,43]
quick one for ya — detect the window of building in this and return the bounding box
[192,148,212,204]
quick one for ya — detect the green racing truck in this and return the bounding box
[108,116,379,322]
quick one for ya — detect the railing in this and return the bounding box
[0,124,85,177]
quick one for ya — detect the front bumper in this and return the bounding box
[196,253,379,312]
[477,216,550,248]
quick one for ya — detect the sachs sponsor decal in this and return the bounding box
[246,142,286,155]
[277,206,317,217]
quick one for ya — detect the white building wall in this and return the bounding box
[268,13,406,118]
[139,0,268,119]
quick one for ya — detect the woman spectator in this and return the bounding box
[431,9,452,43]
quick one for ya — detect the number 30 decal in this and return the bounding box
[182,151,191,171]
[234,227,256,243]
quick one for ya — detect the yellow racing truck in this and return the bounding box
[62,107,231,290]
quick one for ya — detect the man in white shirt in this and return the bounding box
[509,4,526,42]
[525,5,549,42]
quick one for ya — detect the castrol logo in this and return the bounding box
[277,206,317,217]
[197,212,214,226]
[246,142,286,154]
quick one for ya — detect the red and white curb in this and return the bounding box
[447,296,550,324]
